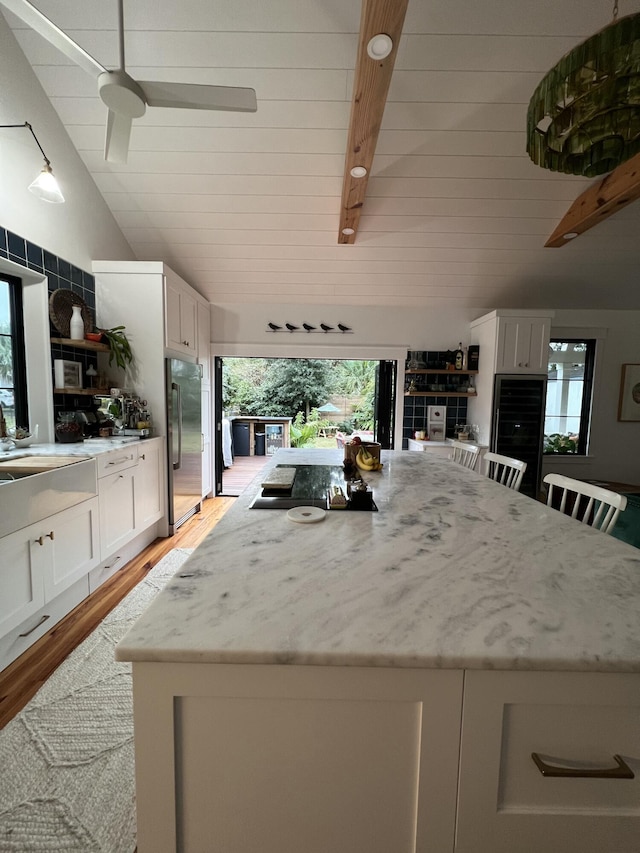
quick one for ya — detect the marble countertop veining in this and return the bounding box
[0,436,143,460]
[116,449,640,673]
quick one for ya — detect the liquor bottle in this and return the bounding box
[454,342,464,370]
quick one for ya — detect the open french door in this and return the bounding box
[374,360,397,448]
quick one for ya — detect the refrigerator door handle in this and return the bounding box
[172,381,183,470]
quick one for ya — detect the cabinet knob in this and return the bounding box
[35,531,55,546]
[140,453,146,460]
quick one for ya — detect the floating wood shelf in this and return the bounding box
[50,337,110,353]
[405,392,477,398]
[53,388,110,396]
[405,369,478,375]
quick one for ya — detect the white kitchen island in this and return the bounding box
[116,449,640,853]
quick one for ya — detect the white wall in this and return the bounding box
[211,302,477,349]
[0,14,133,267]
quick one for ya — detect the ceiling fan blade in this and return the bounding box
[104,108,132,164]
[0,0,105,77]
[139,81,257,113]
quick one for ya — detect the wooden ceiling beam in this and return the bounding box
[338,0,409,244]
[545,151,640,247]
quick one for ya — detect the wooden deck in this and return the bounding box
[222,454,271,496]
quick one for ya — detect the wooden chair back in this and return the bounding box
[543,473,627,534]
[483,451,527,492]
[449,441,480,471]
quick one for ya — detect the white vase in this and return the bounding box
[69,304,84,340]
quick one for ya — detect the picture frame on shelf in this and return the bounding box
[617,363,640,421]
[54,358,82,390]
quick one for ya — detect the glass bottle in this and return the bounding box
[454,342,464,370]
[70,304,84,340]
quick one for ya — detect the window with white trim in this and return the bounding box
[544,338,595,455]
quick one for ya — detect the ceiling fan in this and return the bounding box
[0,0,257,163]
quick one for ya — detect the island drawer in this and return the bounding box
[456,670,640,852]
[96,446,138,478]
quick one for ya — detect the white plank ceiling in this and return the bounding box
[4,0,640,309]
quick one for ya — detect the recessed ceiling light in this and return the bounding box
[350,166,367,178]
[563,232,579,239]
[367,33,393,60]
[342,227,355,235]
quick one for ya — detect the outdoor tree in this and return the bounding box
[252,358,335,418]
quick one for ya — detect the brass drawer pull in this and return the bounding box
[35,531,55,546]
[531,752,635,779]
[19,613,50,637]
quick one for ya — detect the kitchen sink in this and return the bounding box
[0,455,88,476]
[0,457,98,538]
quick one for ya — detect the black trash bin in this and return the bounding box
[255,432,266,456]
[232,421,250,456]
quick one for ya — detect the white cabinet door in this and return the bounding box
[496,318,551,373]
[135,438,164,531]
[42,497,100,600]
[0,498,98,642]
[0,524,45,637]
[197,300,210,384]
[165,277,197,356]
[132,663,463,853]
[99,467,137,558]
[456,670,640,853]
[201,386,212,499]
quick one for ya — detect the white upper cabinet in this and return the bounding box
[495,316,552,373]
[165,275,198,357]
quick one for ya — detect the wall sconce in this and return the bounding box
[0,121,65,203]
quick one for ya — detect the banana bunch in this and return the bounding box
[355,446,383,471]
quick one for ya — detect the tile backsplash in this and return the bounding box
[402,349,470,449]
[0,225,98,423]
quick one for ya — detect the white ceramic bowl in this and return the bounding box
[10,434,34,447]
[8,426,37,447]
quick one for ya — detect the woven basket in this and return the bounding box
[49,289,93,338]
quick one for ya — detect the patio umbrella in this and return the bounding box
[317,402,340,414]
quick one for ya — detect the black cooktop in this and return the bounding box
[249,464,377,511]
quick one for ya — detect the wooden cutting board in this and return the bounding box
[0,456,85,473]
[261,466,297,491]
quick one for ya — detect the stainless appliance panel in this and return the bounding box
[166,358,202,532]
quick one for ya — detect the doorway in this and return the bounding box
[214,357,397,496]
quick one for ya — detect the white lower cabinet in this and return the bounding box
[132,664,463,853]
[131,664,640,853]
[456,670,640,852]
[135,439,164,531]
[99,466,137,558]
[0,497,99,671]
[97,438,164,561]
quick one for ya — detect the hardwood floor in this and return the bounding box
[0,495,236,729]
[222,454,270,495]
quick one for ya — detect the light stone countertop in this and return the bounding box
[116,448,640,673]
[0,436,143,460]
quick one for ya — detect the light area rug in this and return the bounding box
[0,548,193,853]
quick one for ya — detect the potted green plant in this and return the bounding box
[543,433,577,454]
[97,325,133,369]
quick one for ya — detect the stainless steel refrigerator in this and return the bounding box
[166,358,202,533]
[491,374,547,499]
